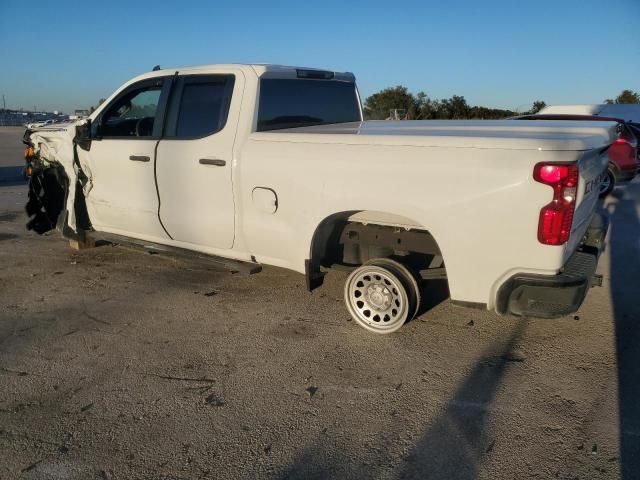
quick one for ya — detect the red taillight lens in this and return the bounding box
[533,163,579,245]
[610,138,637,168]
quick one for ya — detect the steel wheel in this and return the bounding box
[344,259,418,334]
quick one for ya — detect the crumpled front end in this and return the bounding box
[23,123,88,236]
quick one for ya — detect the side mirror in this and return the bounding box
[75,120,92,151]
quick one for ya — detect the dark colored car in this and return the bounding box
[513,114,639,197]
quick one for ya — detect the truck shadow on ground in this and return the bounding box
[394,320,528,480]
[415,279,450,317]
[275,321,528,480]
[396,184,640,479]
[607,183,640,480]
[277,183,640,479]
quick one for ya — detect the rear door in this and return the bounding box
[155,71,242,249]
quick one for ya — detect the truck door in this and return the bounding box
[78,77,171,239]
[155,71,242,249]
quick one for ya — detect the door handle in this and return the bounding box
[129,155,150,162]
[199,158,226,167]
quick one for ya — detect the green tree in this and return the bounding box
[530,100,547,114]
[438,95,470,119]
[604,90,640,104]
[415,92,443,119]
[364,87,516,120]
[468,106,515,119]
[363,86,417,120]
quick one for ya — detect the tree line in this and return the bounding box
[363,87,639,120]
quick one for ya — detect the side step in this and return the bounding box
[85,231,262,275]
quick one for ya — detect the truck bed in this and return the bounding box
[260,120,616,151]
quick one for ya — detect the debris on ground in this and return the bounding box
[205,393,225,407]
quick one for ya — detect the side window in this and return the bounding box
[99,82,163,138]
[164,75,235,138]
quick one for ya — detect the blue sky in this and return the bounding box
[1,0,638,113]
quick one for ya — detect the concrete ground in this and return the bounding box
[1,127,639,479]
[0,127,26,182]
[0,127,25,167]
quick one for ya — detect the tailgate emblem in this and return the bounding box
[585,172,606,196]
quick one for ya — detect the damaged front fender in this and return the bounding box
[25,163,69,233]
[24,121,92,237]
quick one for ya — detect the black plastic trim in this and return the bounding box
[451,300,487,310]
[305,258,325,292]
[496,214,608,318]
[91,231,262,275]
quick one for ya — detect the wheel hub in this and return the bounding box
[367,284,392,310]
[344,261,416,334]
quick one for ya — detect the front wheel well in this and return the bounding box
[26,163,69,234]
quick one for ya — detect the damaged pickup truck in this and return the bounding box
[24,64,613,333]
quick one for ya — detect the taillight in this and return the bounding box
[533,163,579,245]
[613,138,636,163]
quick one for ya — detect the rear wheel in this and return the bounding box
[599,168,615,198]
[344,258,421,334]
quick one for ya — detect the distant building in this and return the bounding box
[74,109,90,117]
[0,109,67,126]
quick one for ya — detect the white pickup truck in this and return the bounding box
[23,64,614,334]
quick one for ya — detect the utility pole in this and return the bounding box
[2,95,5,109]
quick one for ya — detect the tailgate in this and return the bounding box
[565,147,609,255]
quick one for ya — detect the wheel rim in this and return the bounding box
[599,173,611,194]
[345,266,409,332]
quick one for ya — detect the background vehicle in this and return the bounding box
[26,119,56,128]
[22,64,615,333]
[540,104,640,123]
[514,114,639,196]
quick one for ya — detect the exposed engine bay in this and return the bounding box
[23,122,90,239]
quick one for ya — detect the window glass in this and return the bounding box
[257,79,361,131]
[166,75,234,138]
[100,86,162,137]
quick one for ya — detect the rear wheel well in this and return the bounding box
[306,213,445,291]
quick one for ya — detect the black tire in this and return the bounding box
[364,258,422,319]
[343,258,421,334]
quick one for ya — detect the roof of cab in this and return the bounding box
[140,64,355,81]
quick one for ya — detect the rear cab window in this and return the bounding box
[257,76,362,131]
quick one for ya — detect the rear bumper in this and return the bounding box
[496,213,608,318]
